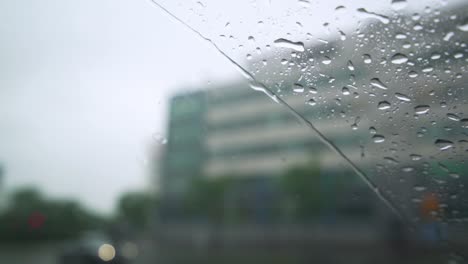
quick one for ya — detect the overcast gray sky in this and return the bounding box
[0,0,237,214]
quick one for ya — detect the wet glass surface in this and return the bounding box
[1,0,468,263]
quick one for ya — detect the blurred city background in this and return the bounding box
[1,0,468,263]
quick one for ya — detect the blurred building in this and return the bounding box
[159,77,373,223]
[158,3,468,223]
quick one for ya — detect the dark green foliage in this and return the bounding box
[0,187,105,242]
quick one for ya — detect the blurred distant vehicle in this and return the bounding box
[58,232,129,264]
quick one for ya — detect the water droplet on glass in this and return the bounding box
[391,0,407,10]
[401,167,414,172]
[408,71,418,78]
[414,105,430,115]
[373,134,386,143]
[410,154,422,161]
[443,31,454,41]
[457,21,468,31]
[306,98,317,106]
[335,5,346,11]
[153,133,168,145]
[369,126,377,134]
[422,66,434,73]
[413,24,423,31]
[308,86,318,94]
[342,87,350,95]
[322,56,332,64]
[453,52,464,59]
[390,53,409,64]
[363,54,372,64]
[298,0,311,7]
[338,30,347,40]
[378,101,391,110]
[384,157,399,164]
[413,186,426,192]
[395,93,411,102]
[351,116,360,130]
[347,60,355,71]
[447,113,460,121]
[370,78,388,90]
[395,33,407,39]
[293,83,305,93]
[357,8,390,24]
[435,139,454,150]
[273,38,305,52]
[431,53,441,60]
[461,118,468,128]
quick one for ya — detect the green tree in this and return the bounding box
[277,163,321,221]
[0,187,105,242]
[116,191,156,232]
[185,176,234,223]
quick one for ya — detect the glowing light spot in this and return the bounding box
[98,244,116,262]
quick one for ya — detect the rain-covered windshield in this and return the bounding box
[0,0,467,263]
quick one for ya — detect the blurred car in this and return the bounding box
[58,232,129,264]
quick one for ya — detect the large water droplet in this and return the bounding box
[373,135,386,143]
[347,60,355,71]
[430,53,441,60]
[342,87,350,95]
[378,101,391,110]
[391,0,407,10]
[457,21,468,32]
[408,71,418,78]
[453,52,464,59]
[273,38,305,52]
[414,105,430,114]
[395,93,411,102]
[370,78,388,90]
[293,83,305,93]
[357,8,390,24]
[422,66,434,73]
[447,113,461,121]
[363,54,372,64]
[443,31,454,41]
[395,33,407,39]
[338,30,347,40]
[321,56,332,64]
[435,139,454,150]
[306,98,317,106]
[390,53,408,64]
